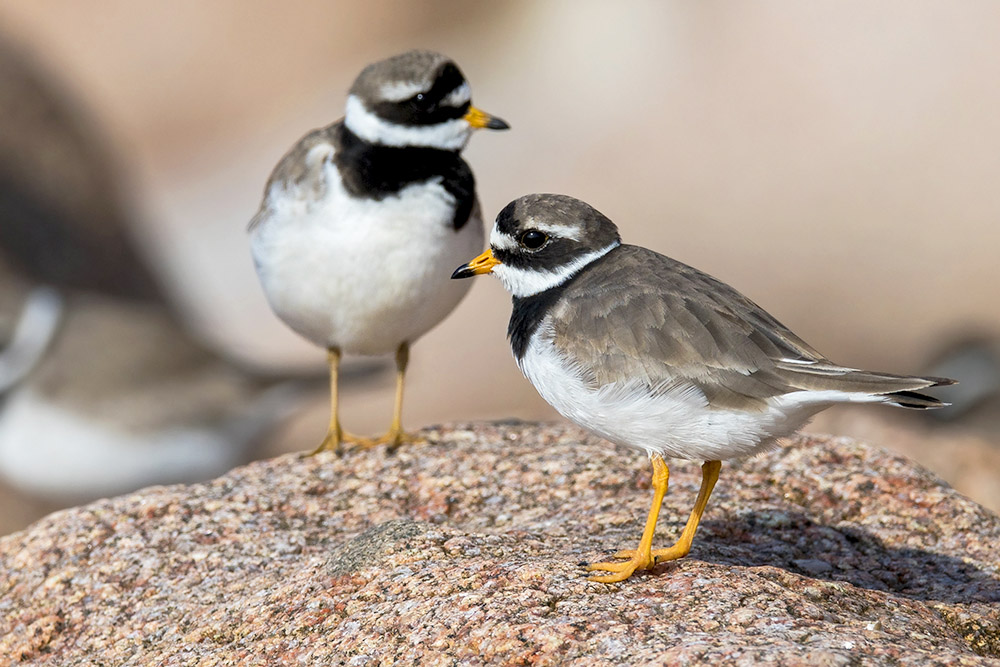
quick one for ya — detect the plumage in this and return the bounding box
[249,50,507,452]
[453,193,954,583]
[545,244,951,415]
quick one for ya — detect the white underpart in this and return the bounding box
[344,95,472,150]
[518,333,890,461]
[491,241,620,298]
[250,140,483,355]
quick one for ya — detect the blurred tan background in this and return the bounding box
[1,1,998,534]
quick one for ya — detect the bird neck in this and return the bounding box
[334,125,476,231]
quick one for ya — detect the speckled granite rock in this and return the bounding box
[1,422,998,665]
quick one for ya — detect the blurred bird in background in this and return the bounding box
[0,36,322,507]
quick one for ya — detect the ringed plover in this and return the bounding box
[250,50,508,454]
[453,193,953,583]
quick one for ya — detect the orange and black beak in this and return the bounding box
[463,106,510,131]
[451,248,501,279]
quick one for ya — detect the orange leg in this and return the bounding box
[647,460,721,562]
[586,454,670,583]
[587,458,721,583]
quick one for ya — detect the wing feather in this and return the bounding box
[547,245,946,410]
[248,122,340,232]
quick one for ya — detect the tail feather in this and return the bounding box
[776,362,956,409]
[884,389,951,409]
[779,361,955,392]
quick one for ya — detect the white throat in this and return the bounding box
[344,95,472,150]
[492,241,620,298]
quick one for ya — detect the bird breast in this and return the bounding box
[250,157,483,354]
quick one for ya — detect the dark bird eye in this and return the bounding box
[519,230,548,250]
[410,92,436,112]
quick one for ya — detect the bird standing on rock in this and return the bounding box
[453,193,954,583]
[250,50,508,454]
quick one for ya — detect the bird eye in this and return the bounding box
[410,92,436,112]
[519,230,548,250]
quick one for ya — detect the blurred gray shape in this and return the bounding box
[921,334,1000,425]
[0,286,62,394]
[0,35,349,503]
[0,293,312,501]
[0,35,164,302]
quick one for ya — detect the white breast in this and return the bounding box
[249,146,483,355]
[517,326,881,461]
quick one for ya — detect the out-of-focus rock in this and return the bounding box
[1,422,997,664]
[810,408,1000,515]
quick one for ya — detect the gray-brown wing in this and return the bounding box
[548,245,940,410]
[248,121,340,232]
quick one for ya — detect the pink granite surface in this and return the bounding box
[1,422,998,664]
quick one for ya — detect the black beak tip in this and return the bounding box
[451,265,471,280]
[486,117,510,131]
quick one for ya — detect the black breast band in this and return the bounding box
[333,125,475,231]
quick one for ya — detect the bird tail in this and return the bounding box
[775,360,956,409]
[882,381,955,410]
[836,373,955,409]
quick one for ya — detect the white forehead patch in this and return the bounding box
[489,227,518,251]
[377,80,426,102]
[442,82,471,107]
[491,241,620,298]
[344,95,472,150]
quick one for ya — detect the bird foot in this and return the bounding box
[587,542,692,583]
[586,549,656,583]
[305,430,366,457]
[609,543,691,564]
[349,429,427,452]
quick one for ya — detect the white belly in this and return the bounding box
[518,331,854,461]
[250,164,483,355]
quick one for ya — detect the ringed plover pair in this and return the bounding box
[249,53,952,584]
